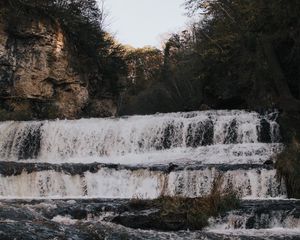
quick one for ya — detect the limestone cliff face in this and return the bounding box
[0,14,116,119]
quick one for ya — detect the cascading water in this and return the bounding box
[0,110,299,239]
[0,110,281,162]
[0,110,284,199]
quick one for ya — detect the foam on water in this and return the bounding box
[208,211,300,231]
[52,215,78,225]
[207,228,300,237]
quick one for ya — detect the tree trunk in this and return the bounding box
[261,36,300,111]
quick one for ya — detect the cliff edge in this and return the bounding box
[0,3,119,119]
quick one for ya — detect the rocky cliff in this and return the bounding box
[0,10,117,119]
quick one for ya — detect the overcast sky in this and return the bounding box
[103,0,188,48]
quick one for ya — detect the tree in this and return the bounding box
[124,46,163,95]
[183,0,300,110]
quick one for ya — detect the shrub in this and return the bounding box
[0,108,32,121]
[276,112,300,198]
[276,138,300,198]
[156,174,239,230]
[127,174,240,231]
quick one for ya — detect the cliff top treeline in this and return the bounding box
[121,0,300,115]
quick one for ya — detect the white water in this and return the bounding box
[208,211,300,231]
[206,200,300,238]
[0,110,299,238]
[0,167,286,199]
[0,110,280,162]
[16,143,283,166]
[207,228,300,238]
[0,111,285,199]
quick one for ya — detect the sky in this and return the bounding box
[103,0,188,48]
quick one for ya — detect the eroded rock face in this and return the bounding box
[0,14,115,119]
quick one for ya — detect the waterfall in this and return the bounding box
[0,110,280,162]
[0,165,284,199]
[0,110,299,239]
[0,111,285,198]
[0,110,284,199]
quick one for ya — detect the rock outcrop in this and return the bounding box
[0,12,116,119]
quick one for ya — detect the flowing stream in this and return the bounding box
[0,110,298,239]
